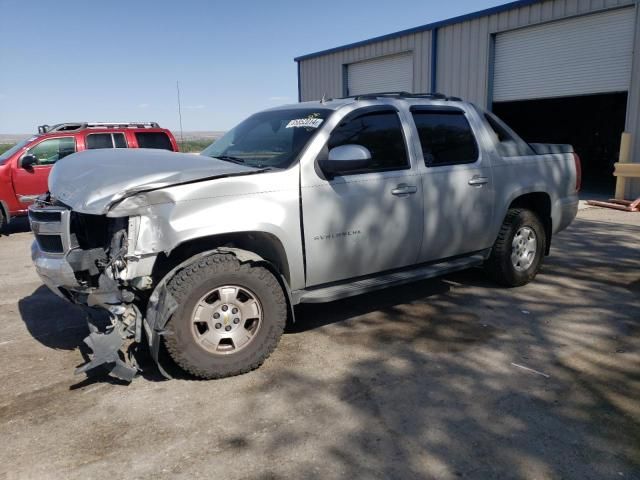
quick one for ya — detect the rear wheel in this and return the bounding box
[485,208,546,287]
[164,253,286,379]
[0,208,6,233]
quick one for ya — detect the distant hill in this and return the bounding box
[174,131,225,142]
[0,133,31,144]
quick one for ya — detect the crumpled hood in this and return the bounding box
[48,148,258,213]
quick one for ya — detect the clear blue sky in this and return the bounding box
[0,0,504,134]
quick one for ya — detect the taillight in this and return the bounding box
[573,153,582,192]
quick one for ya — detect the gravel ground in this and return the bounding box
[0,207,638,480]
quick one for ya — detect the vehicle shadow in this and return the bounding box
[18,285,88,350]
[289,275,454,334]
[1,216,31,236]
[238,217,640,478]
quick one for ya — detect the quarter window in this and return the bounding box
[135,132,173,150]
[27,137,76,165]
[411,110,479,166]
[327,110,408,173]
[484,112,535,157]
[86,133,128,150]
[113,133,127,148]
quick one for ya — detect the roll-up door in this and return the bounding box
[347,53,413,96]
[493,8,636,102]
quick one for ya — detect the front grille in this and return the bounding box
[29,210,62,222]
[70,212,111,249]
[29,204,70,255]
[35,234,64,253]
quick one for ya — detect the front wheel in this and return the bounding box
[164,253,287,379]
[485,208,546,287]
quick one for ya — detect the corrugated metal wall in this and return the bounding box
[626,4,640,197]
[298,31,431,100]
[298,0,640,191]
[436,0,636,107]
[298,0,635,105]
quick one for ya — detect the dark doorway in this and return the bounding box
[493,92,628,195]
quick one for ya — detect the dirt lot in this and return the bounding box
[0,207,638,480]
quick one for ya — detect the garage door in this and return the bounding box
[347,53,414,96]
[493,8,636,102]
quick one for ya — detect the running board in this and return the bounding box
[292,252,488,304]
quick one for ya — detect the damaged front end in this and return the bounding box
[29,196,155,382]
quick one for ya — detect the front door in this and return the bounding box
[12,137,76,207]
[301,108,423,287]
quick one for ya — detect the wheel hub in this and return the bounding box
[511,226,537,272]
[191,285,263,355]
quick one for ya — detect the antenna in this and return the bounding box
[176,80,184,146]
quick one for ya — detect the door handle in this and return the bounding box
[468,176,489,187]
[391,184,418,196]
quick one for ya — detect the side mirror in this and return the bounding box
[319,144,372,178]
[19,154,38,169]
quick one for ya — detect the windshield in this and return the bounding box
[0,138,33,166]
[201,108,332,169]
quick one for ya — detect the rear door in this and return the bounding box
[12,136,76,206]
[301,106,424,287]
[410,106,495,262]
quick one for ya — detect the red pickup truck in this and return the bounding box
[0,122,179,227]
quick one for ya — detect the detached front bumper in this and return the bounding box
[28,203,146,381]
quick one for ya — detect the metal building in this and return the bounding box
[295,0,640,197]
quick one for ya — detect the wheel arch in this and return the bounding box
[0,200,10,226]
[507,192,552,254]
[152,231,292,286]
[148,233,296,335]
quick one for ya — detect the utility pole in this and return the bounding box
[176,80,184,145]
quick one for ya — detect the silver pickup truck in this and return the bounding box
[28,92,580,381]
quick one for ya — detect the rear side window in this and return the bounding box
[328,110,408,173]
[113,133,127,148]
[484,112,535,157]
[411,110,478,166]
[135,132,172,151]
[86,133,127,150]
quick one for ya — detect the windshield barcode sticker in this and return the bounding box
[286,118,324,129]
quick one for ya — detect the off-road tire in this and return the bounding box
[485,208,546,287]
[164,253,286,379]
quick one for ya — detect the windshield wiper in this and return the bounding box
[214,155,246,165]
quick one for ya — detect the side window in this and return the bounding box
[411,110,479,166]
[86,133,112,149]
[328,111,408,173]
[113,133,127,148]
[86,133,128,149]
[27,137,76,165]
[135,132,173,151]
[484,112,535,157]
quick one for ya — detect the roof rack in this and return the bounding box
[339,92,462,101]
[37,122,160,134]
